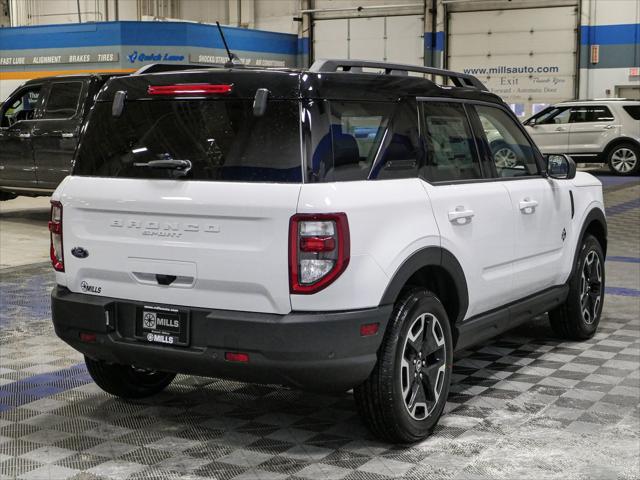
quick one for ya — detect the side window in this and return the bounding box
[570,106,614,123]
[0,85,42,128]
[537,107,570,125]
[475,105,539,177]
[326,101,394,181]
[420,102,481,182]
[41,82,83,120]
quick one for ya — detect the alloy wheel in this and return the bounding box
[494,147,518,168]
[610,147,638,173]
[580,251,603,325]
[400,313,447,420]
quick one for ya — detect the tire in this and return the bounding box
[607,142,640,176]
[0,191,17,201]
[354,289,453,443]
[85,356,176,399]
[549,234,605,340]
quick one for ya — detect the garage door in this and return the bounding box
[313,15,424,66]
[448,6,577,118]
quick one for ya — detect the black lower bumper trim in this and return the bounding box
[51,286,392,392]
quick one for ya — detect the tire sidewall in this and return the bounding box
[390,291,453,439]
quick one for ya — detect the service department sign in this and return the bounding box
[0,52,119,66]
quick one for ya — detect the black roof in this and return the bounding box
[23,72,126,86]
[96,64,504,105]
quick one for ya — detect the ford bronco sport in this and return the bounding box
[50,60,607,443]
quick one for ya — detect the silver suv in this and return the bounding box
[524,99,640,175]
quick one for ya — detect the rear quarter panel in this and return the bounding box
[293,178,440,311]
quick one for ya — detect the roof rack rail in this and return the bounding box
[133,63,218,75]
[309,59,488,91]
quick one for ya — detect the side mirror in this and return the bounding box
[253,88,269,117]
[546,154,576,180]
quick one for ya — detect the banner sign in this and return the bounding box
[0,52,119,66]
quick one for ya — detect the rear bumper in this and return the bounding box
[51,286,391,392]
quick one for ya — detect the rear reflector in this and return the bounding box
[300,236,336,252]
[225,352,250,363]
[360,323,380,337]
[148,84,233,95]
[79,332,97,343]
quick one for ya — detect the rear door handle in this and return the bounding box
[61,133,75,138]
[18,133,31,138]
[448,207,475,225]
[603,125,615,130]
[519,198,539,214]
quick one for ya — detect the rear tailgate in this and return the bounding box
[58,176,299,314]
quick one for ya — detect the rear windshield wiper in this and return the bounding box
[133,159,192,177]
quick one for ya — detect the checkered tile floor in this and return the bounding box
[0,175,638,479]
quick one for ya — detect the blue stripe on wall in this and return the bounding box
[0,21,298,55]
[580,23,640,45]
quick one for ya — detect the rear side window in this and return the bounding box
[42,82,83,120]
[623,105,640,120]
[74,100,302,183]
[420,102,481,182]
[570,106,614,122]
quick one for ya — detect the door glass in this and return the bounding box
[41,82,83,120]
[1,86,42,128]
[570,106,614,123]
[537,107,570,125]
[475,105,539,177]
[420,102,481,182]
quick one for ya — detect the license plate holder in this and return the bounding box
[135,305,189,347]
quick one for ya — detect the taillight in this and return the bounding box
[289,213,350,294]
[49,200,64,272]
[147,84,233,95]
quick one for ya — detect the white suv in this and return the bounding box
[50,60,607,443]
[524,99,640,175]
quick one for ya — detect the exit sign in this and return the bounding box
[590,45,599,64]
[630,67,640,77]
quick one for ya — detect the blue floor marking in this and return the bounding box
[607,256,640,264]
[0,362,90,412]
[606,197,640,216]
[605,287,640,297]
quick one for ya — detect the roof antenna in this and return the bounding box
[216,21,242,68]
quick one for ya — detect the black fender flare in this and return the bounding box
[379,246,469,324]
[571,207,607,278]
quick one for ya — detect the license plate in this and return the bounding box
[135,306,189,347]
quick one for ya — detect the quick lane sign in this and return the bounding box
[0,52,119,66]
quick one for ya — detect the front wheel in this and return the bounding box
[85,356,176,399]
[607,143,640,175]
[354,289,453,443]
[549,234,605,340]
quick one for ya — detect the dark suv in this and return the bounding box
[0,74,122,200]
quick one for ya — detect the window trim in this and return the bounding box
[39,80,86,122]
[0,84,45,130]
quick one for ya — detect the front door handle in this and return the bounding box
[555,127,566,132]
[448,206,475,225]
[61,133,75,138]
[18,132,31,138]
[519,198,539,214]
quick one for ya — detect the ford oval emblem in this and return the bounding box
[71,247,89,259]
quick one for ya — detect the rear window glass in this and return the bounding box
[623,105,640,120]
[74,100,302,183]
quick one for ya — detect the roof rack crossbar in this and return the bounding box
[309,59,487,91]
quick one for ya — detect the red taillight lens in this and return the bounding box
[225,352,250,363]
[360,323,380,337]
[148,84,233,95]
[49,200,64,272]
[79,332,97,343]
[289,213,350,294]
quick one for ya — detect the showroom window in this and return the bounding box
[475,105,539,177]
[74,99,302,182]
[0,85,42,127]
[419,102,481,182]
[41,82,83,120]
[569,106,614,123]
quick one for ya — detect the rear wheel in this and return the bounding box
[85,356,176,399]
[549,234,605,340]
[607,143,639,175]
[354,289,453,443]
